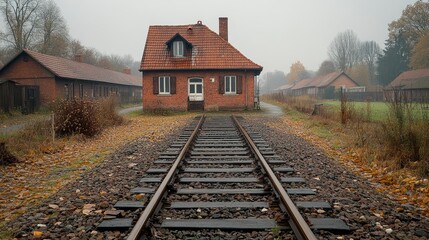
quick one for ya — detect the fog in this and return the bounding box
[56,0,416,73]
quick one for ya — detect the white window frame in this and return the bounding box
[159,76,171,94]
[173,41,184,57]
[225,76,237,94]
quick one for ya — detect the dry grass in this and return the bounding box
[264,93,429,176]
[0,112,194,227]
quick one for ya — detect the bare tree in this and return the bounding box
[36,0,69,57]
[360,41,381,84]
[0,0,41,51]
[317,60,336,76]
[328,29,361,71]
[68,39,85,57]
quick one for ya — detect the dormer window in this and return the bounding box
[173,41,184,57]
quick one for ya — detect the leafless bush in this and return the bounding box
[54,99,100,137]
[96,96,124,128]
[340,92,356,124]
[378,90,429,174]
[54,97,123,137]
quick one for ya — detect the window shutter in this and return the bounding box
[170,76,176,94]
[219,76,225,94]
[236,76,243,94]
[153,76,159,94]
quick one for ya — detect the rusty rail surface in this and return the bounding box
[127,115,205,240]
[232,115,317,240]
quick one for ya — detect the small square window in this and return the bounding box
[159,76,171,94]
[173,41,184,57]
[225,76,236,94]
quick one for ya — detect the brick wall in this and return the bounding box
[0,54,56,104]
[143,70,255,110]
[0,53,142,105]
[331,75,358,89]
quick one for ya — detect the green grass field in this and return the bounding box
[321,100,429,122]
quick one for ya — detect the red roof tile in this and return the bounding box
[389,68,429,89]
[21,49,141,87]
[291,78,313,90]
[291,72,357,90]
[140,23,263,73]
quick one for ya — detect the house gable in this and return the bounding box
[0,52,55,80]
[141,20,262,74]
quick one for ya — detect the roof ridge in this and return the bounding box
[201,24,263,69]
[24,49,140,79]
[141,23,262,72]
[23,49,138,82]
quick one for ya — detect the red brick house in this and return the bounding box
[0,49,142,107]
[140,18,263,111]
[290,72,359,98]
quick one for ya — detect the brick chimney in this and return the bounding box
[123,68,131,75]
[74,54,83,63]
[219,17,228,42]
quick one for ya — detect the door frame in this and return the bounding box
[188,77,204,101]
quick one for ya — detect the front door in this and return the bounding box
[188,78,204,110]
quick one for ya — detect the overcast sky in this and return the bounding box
[56,0,416,74]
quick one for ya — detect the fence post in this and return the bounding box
[51,112,55,143]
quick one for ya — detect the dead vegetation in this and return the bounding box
[264,93,429,215]
[264,93,429,177]
[0,142,19,165]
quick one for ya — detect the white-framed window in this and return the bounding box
[159,76,171,94]
[173,41,184,57]
[225,76,236,94]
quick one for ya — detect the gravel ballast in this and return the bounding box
[5,114,429,239]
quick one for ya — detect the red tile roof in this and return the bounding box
[140,23,263,73]
[291,78,313,90]
[389,68,429,89]
[19,49,141,87]
[291,72,357,90]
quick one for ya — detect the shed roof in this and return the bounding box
[291,78,313,90]
[1,49,141,87]
[141,22,262,74]
[389,68,429,89]
[276,83,295,90]
[291,72,357,90]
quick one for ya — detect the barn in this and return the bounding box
[387,68,429,102]
[0,49,142,108]
[288,72,359,98]
[140,18,263,111]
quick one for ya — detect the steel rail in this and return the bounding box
[127,115,205,240]
[232,116,317,240]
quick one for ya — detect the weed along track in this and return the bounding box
[97,115,349,239]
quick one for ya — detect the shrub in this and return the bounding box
[96,96,124,128]
[54,97,124,137]
[54,99,100,137]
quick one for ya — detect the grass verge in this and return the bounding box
[264,98,429,216]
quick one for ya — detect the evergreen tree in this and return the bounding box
[377,33,411,86]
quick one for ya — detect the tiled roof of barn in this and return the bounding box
[291,72,357,90]
[140,22,263,73]
[389,68,429,89]
[20,49,142,87]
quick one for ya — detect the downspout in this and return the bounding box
[245,69,248,109]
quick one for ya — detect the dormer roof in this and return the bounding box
[165,33,193,48]
[140,22,262,74]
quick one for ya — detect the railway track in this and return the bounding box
[98,115,349,239]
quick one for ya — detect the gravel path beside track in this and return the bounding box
[6,113,429,239]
